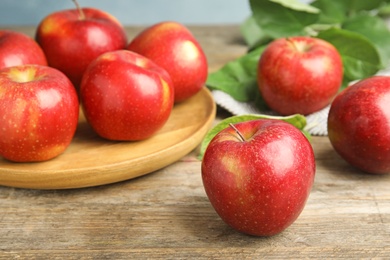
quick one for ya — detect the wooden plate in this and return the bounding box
[0,88,216,190]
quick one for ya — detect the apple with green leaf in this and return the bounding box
[328,76,390,174]
[201,119,315,236]
[0,30,47,69]
[0,64,79,162]
[257,36,343,115]
[35,0,128,90]
[80,50,174,141]
[127,21,208,103]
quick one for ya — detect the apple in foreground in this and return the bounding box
[127,21,208,103]
[35,6,128,89]
[257,36,343,115]
[80,50,174,141]
[0,65,79,162]
[0,30,47,69]
[328,76,390,174]
[201,119,316,236]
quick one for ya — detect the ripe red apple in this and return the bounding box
[35,5,128,89]
[127,21,208,103]
[0,64,79,162]
[201,119,316,236]
[80,50,174,141]
[0,30,47,69]
[328,76,390,174]
[257,36,343,115]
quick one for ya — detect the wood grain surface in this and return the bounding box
[0,25,389,259]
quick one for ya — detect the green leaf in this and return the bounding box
[378,3,390,16]
[206,46,265,102]
[317,28,382,86]
[198,114,308,160]
[310,0,347,24]
[311,0,387,20]
[240,16,271,50]
[271,0,320,13]
[337,0,388,12]
[342,13,390,68]
[250,0,320,39]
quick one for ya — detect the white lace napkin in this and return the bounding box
[212,90,329,136]
[211,67,390,136]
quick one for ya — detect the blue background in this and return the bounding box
[0,0,252,26]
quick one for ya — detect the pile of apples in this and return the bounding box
[0,3,207,162]
[255,36,390,175]
[201,36,390,237]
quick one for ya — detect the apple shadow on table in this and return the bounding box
[313,141,387,181]
[169,194,278,246]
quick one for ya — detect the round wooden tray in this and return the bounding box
[0,88,216,190]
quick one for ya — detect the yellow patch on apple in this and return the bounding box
[4,98,40,140]
[221,154,247,188]
[158,21,182,31]
[160,78,172,113]
[98,52,117,62]
[44,144,67,159]
[39,17,61,35]
[7,66,39,83]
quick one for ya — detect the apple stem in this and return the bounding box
[286,37,309,53]
[72,0,86,20]
[229,123,245,142]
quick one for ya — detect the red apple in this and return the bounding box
[80,50,174,141]
[201,119,316,236]
[257,36,343,115]
[328,76,390,174]
[0,30,47,69]
[0,64,79,162]
[127,21,208,103]
[35,5,128,89]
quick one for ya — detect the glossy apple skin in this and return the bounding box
[201,119,316,236]
[127,21,208,103]
[0,30,47,69]
[80,50,174,141]
[258,36,343,115]
[0,65,79,162]
[35,8,128,89]
[328,76,390,174]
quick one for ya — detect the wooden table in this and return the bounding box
[1,25,389,259]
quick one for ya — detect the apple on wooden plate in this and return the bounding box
[35,1,128,90]
[80,50,174,141]
[0,30,47,69]
[0,64,79,162]
[128,21,208,103]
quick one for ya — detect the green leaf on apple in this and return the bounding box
[198,114,308,160]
